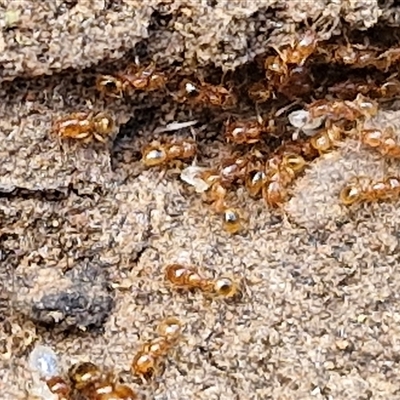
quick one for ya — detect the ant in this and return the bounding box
[69,361,137,399]
[264,30,318,99]
[131,317,183,380]
[52,111,115,143]
[218,155,250,186]
[213,276,241,298]
[340,176,400,206]
[206,181,244,234]
[289,94,378,141]
[165,264,213,292]
[180,163,243,212]
[275,30,319,67]
[318,41,379,67]
[266,30,318,77]
[318,41,400,72]
[224,119,265,144]
[184,169,229,215]
[309,124,346,154]
[360,126,400,157]
[141,138,197,167]
[224,117,279,144]
[177,78,237,109]
[217,149,271,188]
[198,169,245,233]
[222,207,243,234]
[45,377,71,400]
[245,164,267,198]
[263,153,307,207]
[164,264,241,298]
[328,78,400,100]
[307,93,378,123]
[96,62,167,98]
[35,373,71,400]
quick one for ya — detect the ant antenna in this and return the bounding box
[190,126,199,166]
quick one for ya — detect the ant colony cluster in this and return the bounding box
[50,25,400,213]
[28,344,137,400]
[137,28,400,225]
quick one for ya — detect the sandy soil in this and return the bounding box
[2,1,400,399]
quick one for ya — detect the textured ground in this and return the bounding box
[2,1,400,399]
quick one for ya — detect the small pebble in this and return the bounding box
[29,345,59,379]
